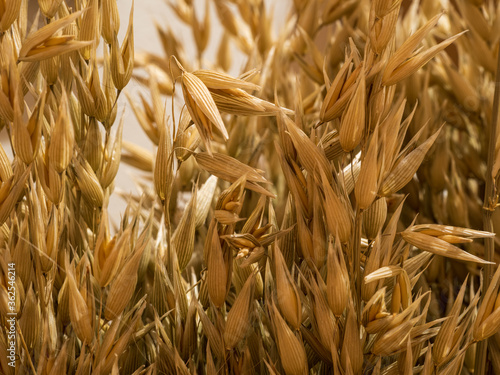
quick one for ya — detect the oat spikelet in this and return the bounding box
[354,126,379,209]
[172,187,197,270]
[19,10,91,61]
[104,241,146,320]
[339,68,366,152]
[327,236,349,316]
[274,245,302,330]
[177,59,228,153]
[66,267,93,344]
[224,272,255,349]
[320,168,352,243]
[270,301,308,375]
[380,125,442,196]
[206,225,228,308]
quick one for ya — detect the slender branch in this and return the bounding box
[353,206,362,319]
[474,45,500,375]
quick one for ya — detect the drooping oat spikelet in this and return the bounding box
[224,272,255,349]
[206,224,228,308]
[66,265,94,344]
[401,228,493,264]
[363,197,387,240]
[154,119,173,203]
[195,151,275,197]
[320,168,352,243]
[354,126,379,209]
[178,61,228,154]
[48,91,73,173]
[110,2,134,91]
[380,125,442,196]
[270,300,308,375]
[341,301,363,375]
[339,68,366,153]
[474,265,500,341]
[326,236,349,316]
[274,245,302,330]
[18,10,91,62]
[104,239,146,320]
[172,187,197,270]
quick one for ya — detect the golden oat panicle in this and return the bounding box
[0,0,496,373]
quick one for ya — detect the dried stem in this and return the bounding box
[353,206,362,318]
[475,45,500,375]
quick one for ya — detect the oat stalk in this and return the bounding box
[475,38,500,375]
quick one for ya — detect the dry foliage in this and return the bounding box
[1,0,500,374]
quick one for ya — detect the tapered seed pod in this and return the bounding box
[341,301,364,375]
[180,299,198,360]
[18,286,40,350]
[83,117,102,172]
[224,273,255,349]
[94,221,131,288]
[309,277,338,350]
[363,197,387,240]
[1,0,22,32]
[369,0,400,54]
[66,269,93,344]
[104,242,146,320]
[100,116,124,189]
[274,245,302,330]
[78,0,99,60]
[180,60,228,154]
[326,237,349,316]
[12,98,35,165]
[154,120,174,203]
[195,175,217,228]
[271,302,308,375]
[320,168,352,243]
[0,167,31,226]
[73,156,104,208]
[380,126,442,196]
[354,126,379,209]
[172,188,197,270]
[101,0,120,45]
[197,304,225,360]
[48,92,73,173]
[110,2,134,91]
[433,277,468,365]
[206,225,228,308]
[474,265,500,341]
[339,69,366,152]
[0,143,13,182]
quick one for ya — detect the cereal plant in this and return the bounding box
[1,0,500,374]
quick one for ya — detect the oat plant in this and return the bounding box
[1,0,500,374]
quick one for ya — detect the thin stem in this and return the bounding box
[353,206,362,318]
[474,45,500,375]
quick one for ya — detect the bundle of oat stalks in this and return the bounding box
[2,0,500,373]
